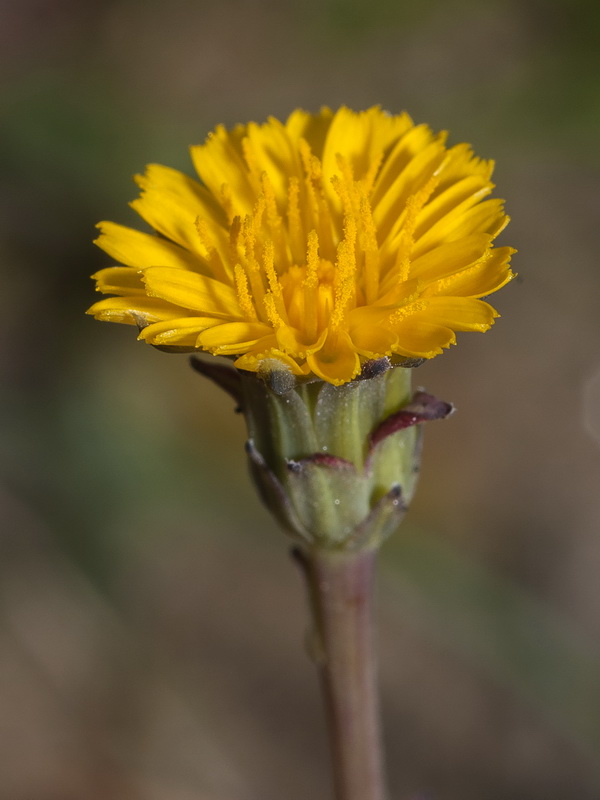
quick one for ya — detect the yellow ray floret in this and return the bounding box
[88,106,515,385]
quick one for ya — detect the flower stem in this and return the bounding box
[297,546,388,800]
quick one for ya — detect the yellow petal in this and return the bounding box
[412,296,498,332]
[350,323,398,357]
[423,247,515,299]
[322,106,413,186]
[373,139,447,242]
[433,143,494,195]
[197,322,274,353]
[275,325,327,358]
[143,267,240,317]
[190,125,256,216]
[131,164,225,254]
[409,233,492,282]
[371,123,437,206]
[92,267,145,295]
[285,107,334,156]
[234,347,309,376]
[95,221,205,271]
[369,275,422,307]
[86,296,189,325]
[413,176,492,240]
[347,305,395,328]
[245,118,303,207]
[138,163,225,220]
[413,199,507,259]
[306,330,361,386]
[393,319,457,357]
[138,317,221,345]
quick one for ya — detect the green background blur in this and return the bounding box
[2,0,600,798]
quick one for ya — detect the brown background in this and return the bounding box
[2,0,600,798]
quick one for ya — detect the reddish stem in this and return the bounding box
[299,547,388,800]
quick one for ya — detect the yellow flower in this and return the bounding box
[88,106,515,385]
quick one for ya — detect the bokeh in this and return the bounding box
[2,1,600,798]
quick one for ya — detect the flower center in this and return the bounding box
[226,143,387,349]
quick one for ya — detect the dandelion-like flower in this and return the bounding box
[88,106,515,385]
[88,110,517,798]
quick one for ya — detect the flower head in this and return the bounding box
[88,106,515,385]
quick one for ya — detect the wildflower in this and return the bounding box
[88,110,517,799]
[88,106,514,386]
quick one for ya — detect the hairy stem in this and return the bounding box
[298,547,387,800]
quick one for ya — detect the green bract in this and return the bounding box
[193,357,452,548]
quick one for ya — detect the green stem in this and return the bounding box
[299,547,388,800]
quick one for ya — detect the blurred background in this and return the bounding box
[1,0,600,798]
